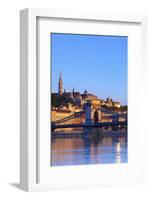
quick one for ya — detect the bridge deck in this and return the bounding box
[52,121,127,130]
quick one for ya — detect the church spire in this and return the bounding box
[59,71,62,81]
[58,71,63,95]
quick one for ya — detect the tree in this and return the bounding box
[51,94,76,108]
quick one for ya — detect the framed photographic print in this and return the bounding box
[20,8,147,191]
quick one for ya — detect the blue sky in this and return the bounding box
[51,33,127,105]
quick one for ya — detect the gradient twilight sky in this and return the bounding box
[51,33,128,105]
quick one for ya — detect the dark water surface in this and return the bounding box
[51,130,127,166]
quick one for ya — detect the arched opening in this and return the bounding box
[94,110,99,123]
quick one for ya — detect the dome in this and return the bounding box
[84,89,88,94]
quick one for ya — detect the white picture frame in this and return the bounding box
[20,8,147,191]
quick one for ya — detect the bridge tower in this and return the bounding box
[83,101,101,124]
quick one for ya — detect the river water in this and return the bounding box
[51,129,127,166]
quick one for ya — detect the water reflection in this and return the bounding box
[51,133,128,166]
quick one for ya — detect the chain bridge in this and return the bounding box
[51,101,127,131]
